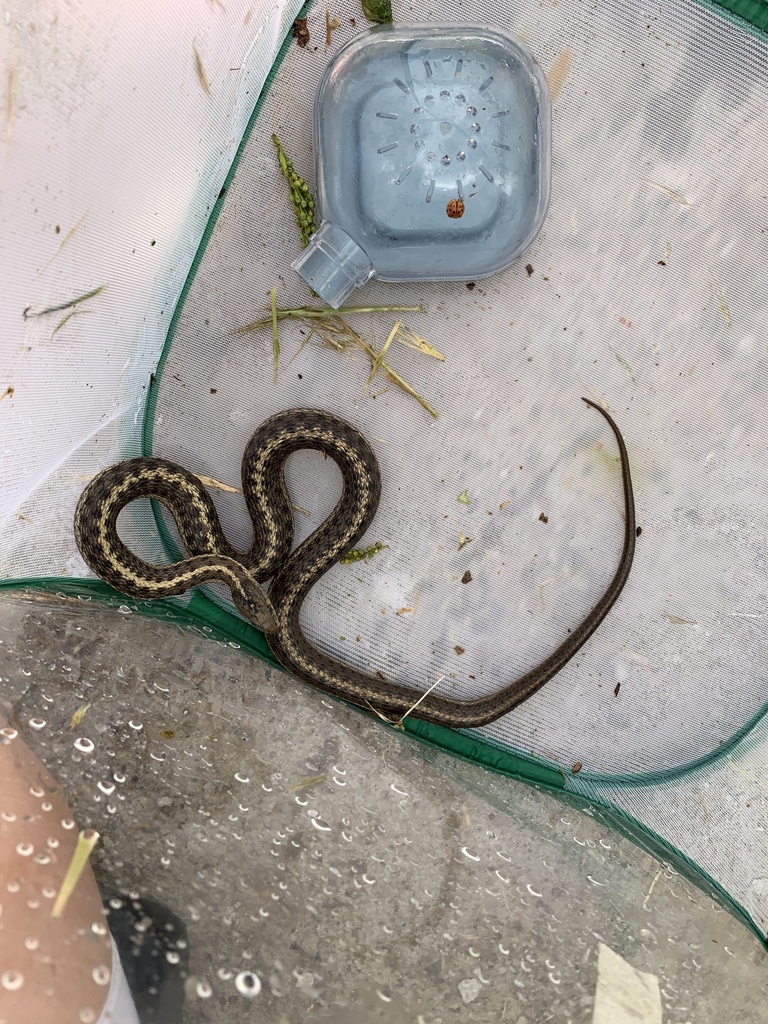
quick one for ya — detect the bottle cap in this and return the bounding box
[292,221,375,308]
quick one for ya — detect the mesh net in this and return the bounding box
[3,0,768,949]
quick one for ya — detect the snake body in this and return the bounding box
[74,401,635,729]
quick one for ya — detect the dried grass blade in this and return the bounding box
[347,323,438,418]
[192,39,211,95]
[26,285,106,319]
[396,325,446,361]
[271,287,279,384]
[195,474,240,494]
[397,675,446,725]
[232,304,424,336]
[382,365,438,419]
[51,829,100,919]
[364,320,400,390]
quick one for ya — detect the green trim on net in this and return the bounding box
[4,0,768,948]
[6,571,768,792]
[560,787,764,946]
[4,579,765,948]
[415,738,765,945]
[138,0,314,620]
[134,0,768,792]
[141,0,313,456]
[403,696,768,786]
[1,578,284,668]
[706,0,768,33]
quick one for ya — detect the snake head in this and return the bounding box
[232,578,278,634]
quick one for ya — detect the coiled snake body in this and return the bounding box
[74,402,635,729]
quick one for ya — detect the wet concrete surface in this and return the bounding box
[1,589,766,1022]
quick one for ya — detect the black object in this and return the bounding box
[102,892,188,1024]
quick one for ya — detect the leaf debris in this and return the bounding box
[339,541,389,564]
[195,474,240,494]
[235,303,439,417]
[51,829,100,918]
[192,39,211,95]
[234,304,424,334]
[326,7,341,45]
[40,212,89,274]
[645,180,693,207]
[52,309,90,337]
[271,287,280,383]
[68,704,92,731]
[364,320,400,390]
[712,280,732,327]
[366,674,446,729]
[610,346,637,384]
[292,17,310,47]
[395,326,445,361]
[361,0,393,24]
[318,317,439,416]
[288,774,326,791]
[24,285,106,319]
[272,133,317,246]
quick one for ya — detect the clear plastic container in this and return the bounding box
[293,23,552,307]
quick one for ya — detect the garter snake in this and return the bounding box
[74,400,636,729]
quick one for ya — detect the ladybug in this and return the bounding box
[446,198,465,219]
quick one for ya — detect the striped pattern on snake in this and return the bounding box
[74,402,636,729]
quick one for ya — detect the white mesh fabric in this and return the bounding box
[4,0,768,940]
[148,0,768,776]
[1,0,305,577]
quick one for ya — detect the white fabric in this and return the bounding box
[141,0,768,934]
[152,0,768,775]
[97,936,141,1024]
[4,0,768,942]
[1,0,304,577]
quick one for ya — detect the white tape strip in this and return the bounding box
[592,942,662,1024]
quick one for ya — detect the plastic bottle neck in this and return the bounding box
[292,221,375,308]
